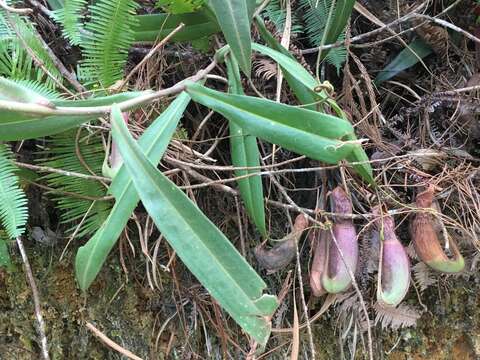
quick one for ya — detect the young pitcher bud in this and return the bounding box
[372,206,410,307]
[321,186,358,294]
[255,214,308,272]
[411,186,464,273]
[309,228,328,297]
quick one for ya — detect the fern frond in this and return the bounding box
[254,58,278,80]
[52,0,88,45]
[299,0,347,72]
[15,15,63,87]
[262,0,303,34]
[374,303,421,330]
[11,78,61,99]
[38,129,113,238]
[0,11,63,87]
[324,34,347,74]
[0,144,28,239]
[0,9,13,38]
[412,262,437,292]
[81,0,139,87]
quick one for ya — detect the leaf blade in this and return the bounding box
[75,93,191,291]
[209,0,252,75]
[134,11,220,43]
[0,115,96,141]
[185,82,356,164]
[375,38,433,85]
[110,105,278,345]
[226,54,266,237]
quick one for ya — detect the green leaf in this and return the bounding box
[226,54,266,237]
[0,144,28,239]
[0,115,95,141]
[252,23,374,184]
[75,92,191,291]
[251,43,319,93]
[345,142,374,185]
[185,82,357,164]
[156,0,205,14]
[134,12,220,42]
[81,0,139,87]
[110,105,278,346]
[46,0,64,11]
[208,0,252,75]
[0,76,54,107]
[52,91,152,107]
[321,0,354,61]
[254,19,328,111]
[375,38,433,85]
[246,0,256,21]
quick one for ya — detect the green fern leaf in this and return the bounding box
[0,11,63,87]
[324,33,347,74]
[38,129,113,238]
[262,0,302,34]
[81,0,139,87]
[0,144,28,239]
[52,0,87,45]
[300,0,347,72]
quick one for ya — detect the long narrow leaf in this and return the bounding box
[375,38,433,85]
[134,12,220,43]
[254,17,323,110]
[0,115,96,141]
[185,82,357,164]
[208,0,252,75]
[53,91,152,107]
[252,22,374,184]
[110,105,278,346]
[75,93,191,290]
[226,54,266,237]
[321,0,355,61]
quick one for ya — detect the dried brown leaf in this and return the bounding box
[254,58,278,81]
[374,303,421,330]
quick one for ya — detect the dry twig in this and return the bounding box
[16,237,50,360]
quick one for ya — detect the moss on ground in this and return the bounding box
[0,242,479,359]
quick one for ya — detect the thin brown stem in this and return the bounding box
[16,236,50,360]
[0,60,218,116]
